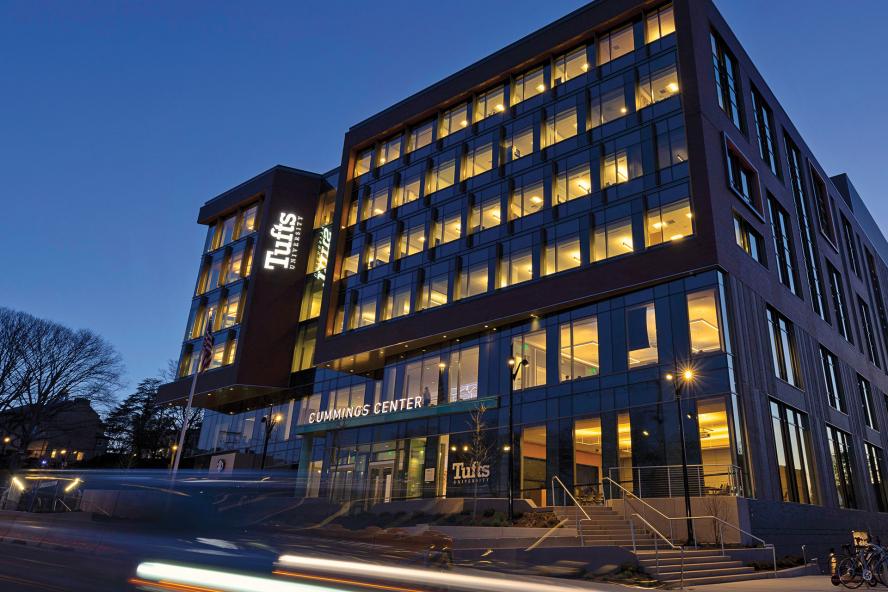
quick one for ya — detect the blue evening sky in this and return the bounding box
[1,1,886,396]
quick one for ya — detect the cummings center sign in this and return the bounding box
[263,212,304,271]
[307,396,424,424]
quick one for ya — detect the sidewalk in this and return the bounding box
[686,575,834,591]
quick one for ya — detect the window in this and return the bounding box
[842,215,861,277]
[384,278,412,320]
[598,24,634,65]
[512,67,546,103]
[367,231,392,269]
[554,46,588,84]
[465,142,493,178]
[819,347,846,413]
[505,117,535,161]
[655,119,687,169]
[859,298,881,367]
[395,164,423,207]
[688,289,723,353]
[544,232,581,276]
[200,252,225,294]
[241,204,259,236]
[543,102,578,147]
[751,88,779,177]
[204,223,219,252]
[734,213,765,264]
[426,153,456,194]
[827,264,852,342]
[456,257,488,300]
[341,244,359,278]
[432,210,461,246]
[500,243,533,288]
[554,162,592,204]
[439,102,470,139]
[355,148,373,177]
[378,135,402,166]
[602,145,642,187]
[590,85,627,127]
[767,306,800,387]
[559,316,599,381]
[768,197,798,294]
[636,62,679,109]
[351,288,377,329]
[403,355,443,406]
[418,269,448,311]
[469,193,501,233]
[726,148,758,208]
[299,277,324,321]
[219,215,237,247]
[592,216,634,261]
[865,443,888,512]
[347,197,358,226]
[219,287,242,329]
[770,400,817,504]
[362,184,389,220]
[859,375,878,430]
[225,243,246,283]
[627,302,658,368]
[407,119,434,152]
[645,3,675,43]
[398,216,426,258]
[787,136,828,320]
[475,85,506,120]
[711,31,743,130]
[811,170,836,244]
[826,425,857,509]
[512,330,547,389]
[448,347,479,402]
[865,250,888,356]
[510,174,544,219]
[646,197,692,246]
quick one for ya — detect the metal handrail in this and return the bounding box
[686,514,777,577]
[632,512,684,588]
[603,476,676,543]
[551,476,590,546]
[524,518,570,552]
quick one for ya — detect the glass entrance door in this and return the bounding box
[368,461,394,505]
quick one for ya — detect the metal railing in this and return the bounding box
[604,476,677,542]
[607,464,744,498]
[550,475,591,546]
[631,512,685,588]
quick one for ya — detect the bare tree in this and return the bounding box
[466,404,494,519]
[0,308,32,414]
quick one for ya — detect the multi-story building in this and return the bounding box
[158,0,888,549]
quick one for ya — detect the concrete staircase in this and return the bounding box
[550,505,764,586]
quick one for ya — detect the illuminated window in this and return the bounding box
[448,346,479,402]
[341,252,359,278]
[734,213,765,264]
[298,277,324,321]
[439,102,470,139]
[407,119,435,152]
[243,244,253,276]
[770,400,817,504]
[426,153,456,194]
[510,175,544,220]
[362,185,389,220]
[241,203,259,236]
[655,119,687,169]
[418,269,448,311]
[574,418,603,492]
[645,4,675,43]
[204,223,220,252]
[500,244,533,288]
[223,243,244,283]
[432,210,461,246]
[475,85,506,120]
[637,63,679,109]
[219,286,242,329]
[219,215,237,247]
[403,355,443,406]
[696,397,734,492]
[394,164,423,208]
[200,252,225,293]
[544,233,581,276]
[627,302,658,368]
[469,193,501,233]
[457,256,488,300]
[465,142,493,178]
[521,424,547,506]
[646,197,693,246]
[512,67,546,103]
[378,135,402,166]
[505,117,534,161]
[767,306,800,387]
[398,216,426,258]
[384,278,412,320]
[598,24,634,65]
[560,316,599,381]
[512,330,547,389]
[292,324,316,371]
[553,46,588,84]
[210,337,228,369]
[351,288,377,329]
[554,162,592,204]
[367,231,392,269]
[590,85,627,128]
[592,217,634,261]
[347,198,358,226]
[355,148,373,177]
[543,103,578,147]
[687,289,722,353]
[602,148,631,187]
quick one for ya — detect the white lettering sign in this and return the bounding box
[313,225,332,281]
[263,212,304,271]
[307,396,423,424]
[451,461,491,483]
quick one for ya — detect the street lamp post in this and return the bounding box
[507,352,527,522]
[260,408,283,470]
[666,369,696,547]
[169,444,178,470]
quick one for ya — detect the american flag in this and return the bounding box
[199,315,215,372]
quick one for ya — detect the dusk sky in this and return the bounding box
[1,1,886,397]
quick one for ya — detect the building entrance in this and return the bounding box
[367,460,394,505]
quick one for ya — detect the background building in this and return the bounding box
[158,0,888,550]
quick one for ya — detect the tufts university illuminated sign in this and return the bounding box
[312,225,332,281]
[263,212,304,271]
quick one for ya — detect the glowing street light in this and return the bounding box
[666,365,698,546]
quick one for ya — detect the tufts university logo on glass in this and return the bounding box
[263,212,304,271]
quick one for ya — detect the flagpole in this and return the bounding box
[171,313,213,478]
